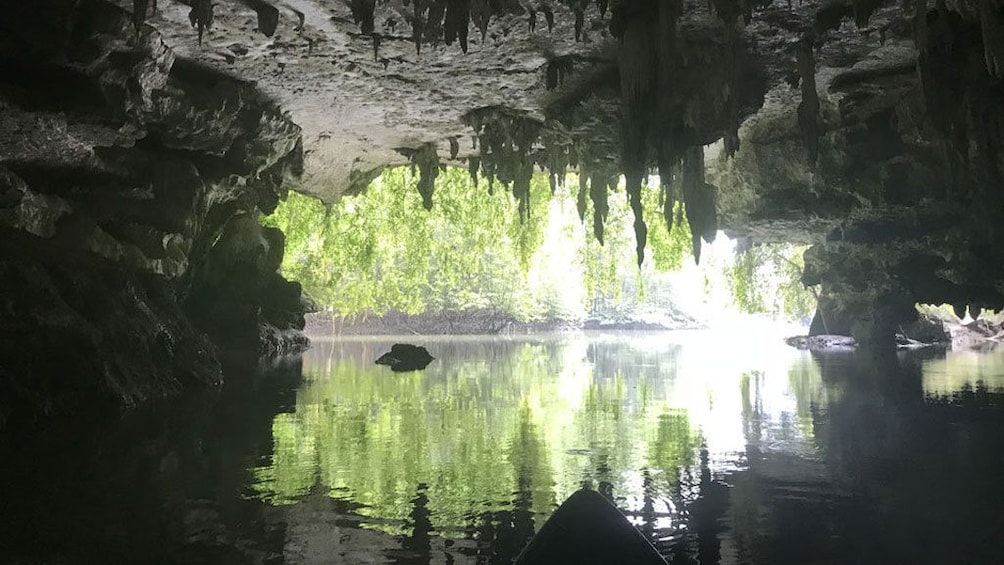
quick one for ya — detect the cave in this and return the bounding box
[2,0,1004,562]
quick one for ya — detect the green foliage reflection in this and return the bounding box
[249,338,702,538]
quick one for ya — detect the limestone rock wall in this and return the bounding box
[0,0,309,427]
[713,1,1004,345]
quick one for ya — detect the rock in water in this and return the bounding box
[375,343,435,372]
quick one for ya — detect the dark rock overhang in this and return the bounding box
[0,0,310,427]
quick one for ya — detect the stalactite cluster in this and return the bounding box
[447,105,623,244]
[913,2,1004,228]
[546,56,575,91]
[131,0,625,52]
[398,143,441,210]
[128,0,1003,272]
[608,0,748,265]
[126,0,750,267]
[462,107,542,221]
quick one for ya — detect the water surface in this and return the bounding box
[4,331,1004,564]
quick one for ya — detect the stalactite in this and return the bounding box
[682,146,717,264]
[348,0,376,33]
[133,0,150,30]
[514,156,533,221]
[660,181,674,237]
[189,0,214,44]
[723,26,740,156]
[543,6,554,32]
[238,0,281,37]
[658,140,676,239]
[468,156,480,186]
[472,0,492,40]
[412,0,426,54]
[399,143,440,210]
[627,173,647,266]
[618,17,653,182]
[796,34,820,165]
[542,139,570,194]
[577,172,589,222]
[426,0,447,45]
[709,0,743,160]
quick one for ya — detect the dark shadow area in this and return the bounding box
[0,353,303,564]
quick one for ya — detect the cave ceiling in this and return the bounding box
[96,0,1004,336]
[124,0,1003,224]
[136,0,612,200]
[123,0,793,198]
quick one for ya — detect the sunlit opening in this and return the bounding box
[263,166,818,334]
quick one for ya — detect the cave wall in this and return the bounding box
[0,0,310,427]
[714,0,1004,345]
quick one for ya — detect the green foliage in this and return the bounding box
[265,167,549,320]
[728,249,767,314]
[265,168,696,323]
[644,184,693,273]
[725,244,817,320]
[577,177,693,316]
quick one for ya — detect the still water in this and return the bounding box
[4,330,1004,564]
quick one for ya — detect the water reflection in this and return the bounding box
[4,334,1004,564]
[250,335,1004,565]
[923,347,1004,398]
[248,331,823,563]
[0,353,303,564]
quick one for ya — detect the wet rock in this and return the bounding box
[375,343,435,372]
[785,334,858,352]
[898,313,951,345]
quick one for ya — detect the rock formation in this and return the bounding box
[1,0,310,427]
[2,0,1003,423]
[712,1,1004,346]
[374,343,435,372]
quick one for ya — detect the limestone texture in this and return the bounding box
[1,0,310,427]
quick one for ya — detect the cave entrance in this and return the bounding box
[263,165,817,336]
